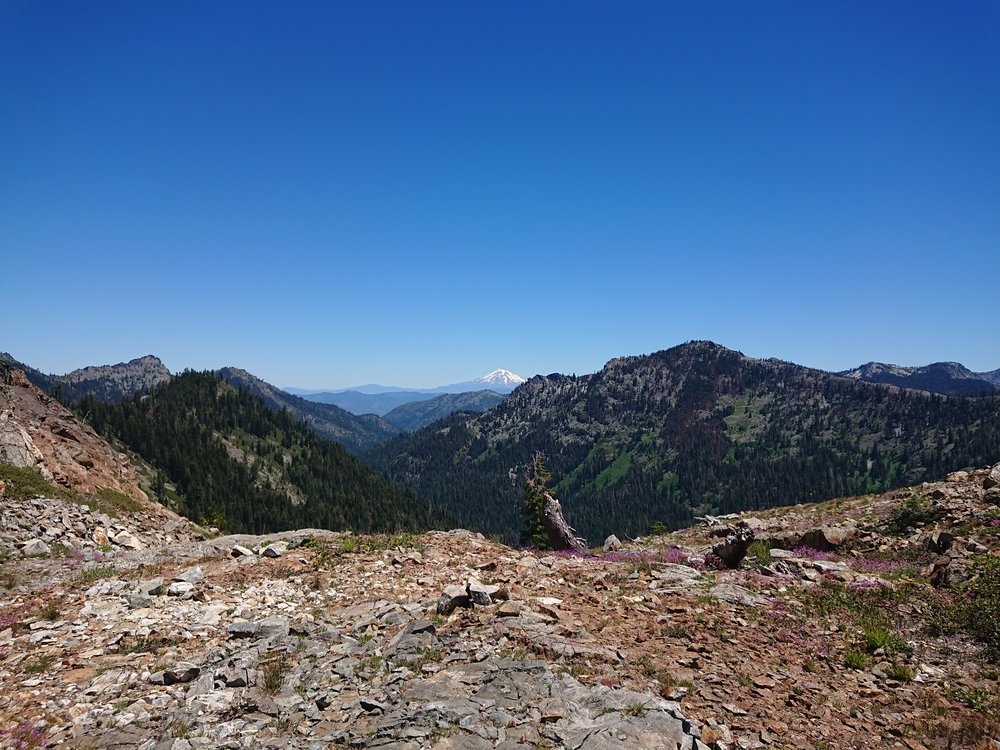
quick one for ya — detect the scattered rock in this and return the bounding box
[112,530,143,550]
[166,581,195,597]
[261,541,288,557]
[603,534,623,552]
[19,538,50,556]
[437,584,472,615]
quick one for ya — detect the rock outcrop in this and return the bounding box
[0,365,146,499]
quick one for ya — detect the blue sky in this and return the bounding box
[2,2,998,388]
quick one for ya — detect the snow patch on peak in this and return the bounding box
[476,369,527,386]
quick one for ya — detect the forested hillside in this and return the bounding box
[368,341,1000,542]
[218,367,400,454]
[78,371,447,534]
[383,390,505,431]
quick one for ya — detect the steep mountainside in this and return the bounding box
[217,368,400,454]
[383,389,505,431]
[78,371,446,535]
[0,352,60,393]
[368,341,1000,542]
[0,364,147,499]
[979,368,1000,387]
[839,361,998,396]
[0,352,171,402]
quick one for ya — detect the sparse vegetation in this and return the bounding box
[262,654,289,694]
[79,564,117,583]
[94,487,144,516]
[887,663,914,682]
[622,701,647,717]
[961,554,1000,659]
[885,496,942,535]
[22,654,56,673]
[0,722,48,750]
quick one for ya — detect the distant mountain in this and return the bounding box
[303,390,440,416]
[286,384,418,396]
[383,390,506,432]
[368,341,1000,543]
[78,370,446,534]
[0,352,171,403]
[839,361,998,396]
[438,369,527,394]
[289,368,529,399]
[217,368,400,454]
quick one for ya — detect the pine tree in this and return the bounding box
[519,452,552,549]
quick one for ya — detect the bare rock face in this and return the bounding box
[0,409,49,475]
[0,365,146,500]
[711,521,755,568]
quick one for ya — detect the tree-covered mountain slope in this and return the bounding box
[367,341,1000,543]
[78,371,447,535]
[217,367,400,454]
[383,390,505,432]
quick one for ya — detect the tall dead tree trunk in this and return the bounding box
[540,491,588,554]
[522,453,588,553]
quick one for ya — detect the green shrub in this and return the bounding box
[861,622,911,656]
[79,564,116,583]
[885,496,942,535]
[962,555,1000,659]
[262,654,288,693]
[843,649,868,670]
[746,540,772,565]
[886,663,913,681]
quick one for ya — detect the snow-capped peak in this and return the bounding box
[476,369,527,387]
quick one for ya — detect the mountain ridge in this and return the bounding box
[368,340,1000,543]
[0,352,171,403]
[217,367,400,454]
[382,389,505,432]
[839,360,998,396]
[287,368,528,397]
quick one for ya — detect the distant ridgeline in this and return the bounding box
[78,371,450,535]
[0,352,170,403]
[367,342,1000,543]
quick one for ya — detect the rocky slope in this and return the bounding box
[1,354,171,404]
[2,454,998,748]
[59,355,172,402]
[0,365,146,500]
[383,390,505,432]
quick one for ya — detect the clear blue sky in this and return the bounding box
[3,1,998,388]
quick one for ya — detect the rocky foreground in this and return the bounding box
[2,465,1000,749]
